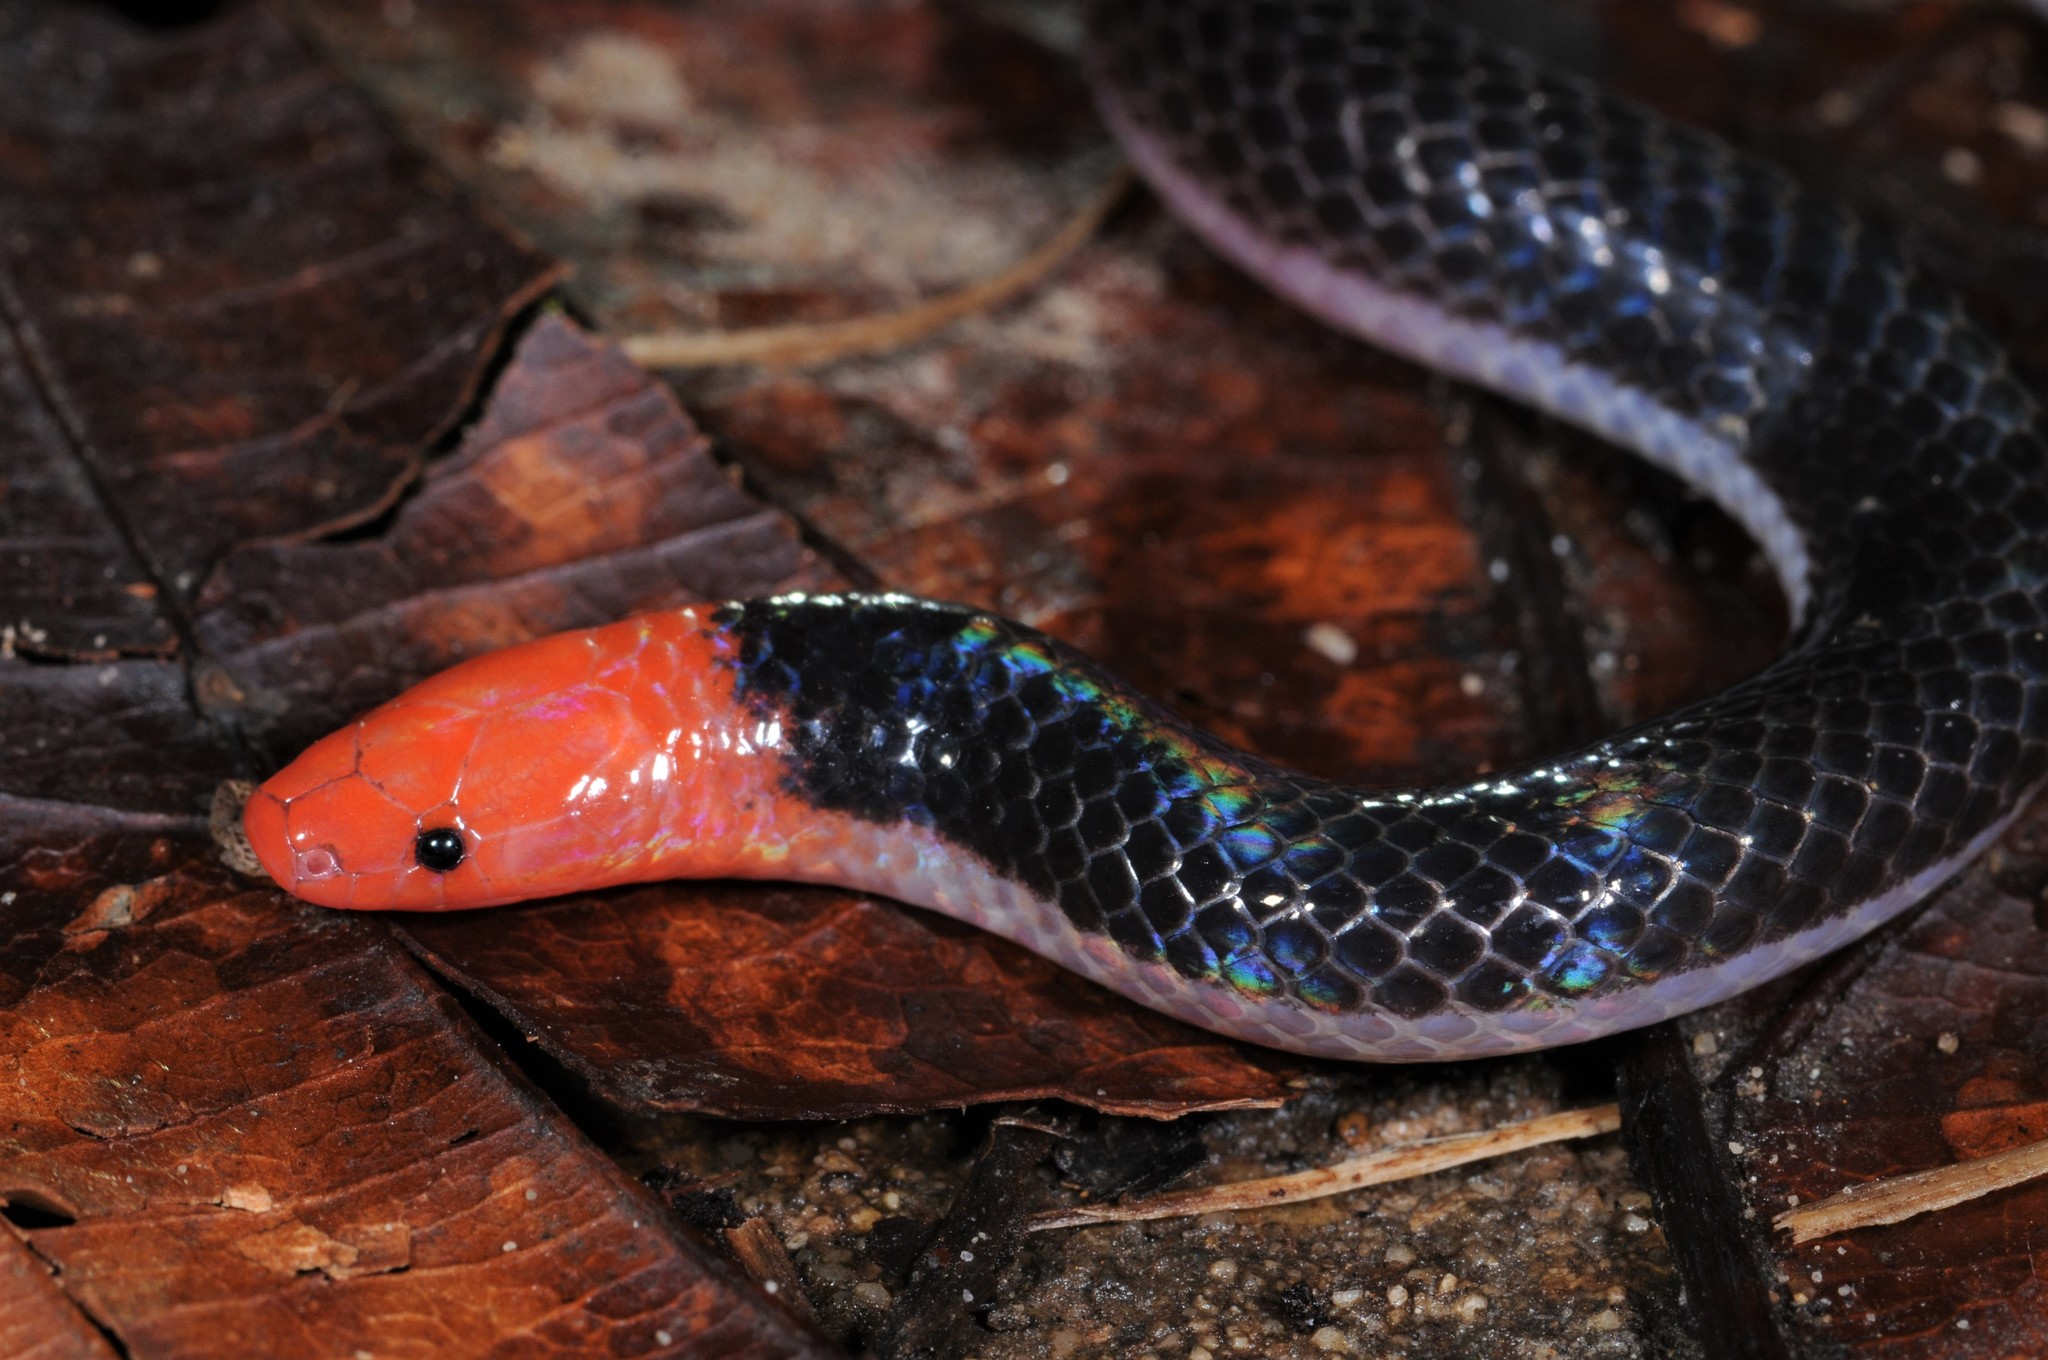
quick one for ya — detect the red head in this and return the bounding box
[242,609,790,910]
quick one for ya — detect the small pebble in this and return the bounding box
[1680,0,1762,49]
[1816,89,1858,128]
[1303,622,1358,666]
[1992,101,2048,152]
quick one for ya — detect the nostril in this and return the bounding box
[300,846,340,878]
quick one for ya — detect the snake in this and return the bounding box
[242,1,2048,1061]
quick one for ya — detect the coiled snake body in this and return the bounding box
[245,2,2048,1060]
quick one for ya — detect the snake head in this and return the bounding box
[243,611,766,911]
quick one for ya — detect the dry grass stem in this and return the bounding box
[1030,1104,1622,1231]
[1776,1136,2048,1244]
[622,165,1130,370]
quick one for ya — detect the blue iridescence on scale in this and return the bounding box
[705,1,2048,1055]
[717,594,1712,1021]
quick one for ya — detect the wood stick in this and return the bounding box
[622,166,1130,370]
[1029,1104,1622,1231]
[1776,1136,2048,1244]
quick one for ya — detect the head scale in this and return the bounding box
[242,611,777,910]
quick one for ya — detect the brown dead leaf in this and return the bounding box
[0,319,171,660]
[0,659,239,815]
[398,882,1296,1121]
[1,842,835,1359]
[0,1232,118,1360]
[195,310,818,766]
[0,3,844,1352]
[0,1,561,608]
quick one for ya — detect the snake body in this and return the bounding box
[245,1,2048,1060]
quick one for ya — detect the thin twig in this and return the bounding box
[1776,1135,2048,1244]
[1029,1104,1622,1231]
[724,1216,819,1320]
[621,165,1131,371]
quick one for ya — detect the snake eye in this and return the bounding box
[415,827,466,873]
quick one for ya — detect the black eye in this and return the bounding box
[415,828,466,873]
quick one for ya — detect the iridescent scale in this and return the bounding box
[710,2,2048,1060]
